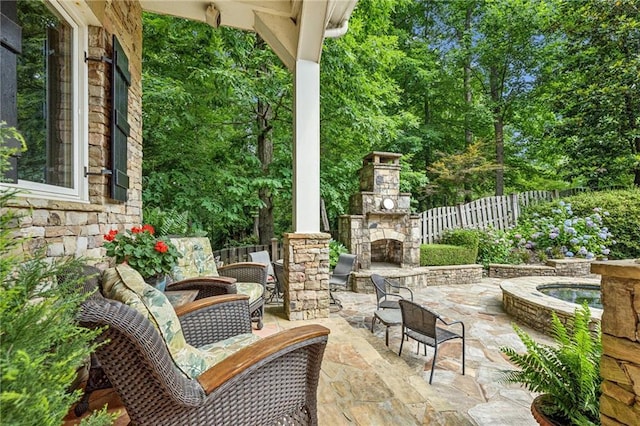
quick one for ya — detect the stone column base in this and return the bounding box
[591,260,640,426]
[283,232,331,320]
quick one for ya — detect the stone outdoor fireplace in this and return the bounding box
[338,152,421,269]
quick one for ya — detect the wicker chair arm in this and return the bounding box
[170,275,236,286]
[174,294,249,317]
[177,295,253,346]
[218,262,268,286]
[167,276,236,292]
[198,324,330,394]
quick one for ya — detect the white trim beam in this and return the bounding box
[296,0,328,63]
[293,60,320,233]
[254,11,297,71]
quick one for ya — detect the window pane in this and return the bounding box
[16,0,74,188]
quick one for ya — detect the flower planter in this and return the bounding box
[144,274,167,291]
[531,395,565,426]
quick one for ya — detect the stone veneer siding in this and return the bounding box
[5,0,143,268]
[283,233,331,320]
[489,258,594,278]
[351,264,483,293]
[591,260,640,426]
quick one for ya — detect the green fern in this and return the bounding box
[500,304,601,425]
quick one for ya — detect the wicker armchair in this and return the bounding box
[78,285,329,425]
[167,237,268,329]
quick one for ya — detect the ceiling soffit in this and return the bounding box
[138,0,357,70]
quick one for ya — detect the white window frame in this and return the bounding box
[2,0,91,203]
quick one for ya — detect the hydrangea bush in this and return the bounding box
[515,201,614,260]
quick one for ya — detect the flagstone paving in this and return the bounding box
[262,276,556,425]
[67,276,559,425]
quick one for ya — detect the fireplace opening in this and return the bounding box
[371,239,403,266]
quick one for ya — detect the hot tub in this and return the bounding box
[500,276,602,335]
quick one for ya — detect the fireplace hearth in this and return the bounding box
[338,152,421,270]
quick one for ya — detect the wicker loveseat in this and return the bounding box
[78,264,329,425]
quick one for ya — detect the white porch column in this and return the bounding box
[293,59,320,233]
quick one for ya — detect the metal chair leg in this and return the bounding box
[429,344,438,384]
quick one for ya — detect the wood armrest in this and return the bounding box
[175,294,249,317]
[197,324,330,393]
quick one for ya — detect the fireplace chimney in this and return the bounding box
[338,152,421,269]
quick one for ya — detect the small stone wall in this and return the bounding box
[501,276,602,335]
[489,258,594,278]
[351,264,483,294]
[283,233,330,320]
[591,260,640,426]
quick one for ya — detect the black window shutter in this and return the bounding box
[0,1,22,183]
[110,35,130,201]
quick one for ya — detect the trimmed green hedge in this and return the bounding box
[420,244,477,266]
[420,228,480,266]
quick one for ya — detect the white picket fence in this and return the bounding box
[420,190,560,244]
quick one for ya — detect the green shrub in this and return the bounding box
[420,244,477,266]
[0,192,109,425]
[521,189,640,259]
[143,206,206,237]
[514,200,614,260]
[474,227,524,268]
[329,240,348,269]
[440,228,480,250]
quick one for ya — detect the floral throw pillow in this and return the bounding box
[102,264,212,379]
[169,237,219,281]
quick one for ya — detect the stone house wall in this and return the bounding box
[6,0,143,268]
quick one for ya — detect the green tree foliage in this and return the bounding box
[320,0,416,224]
[547,0,640,188]
[426,141,498,205]
[140,0,639,247]
[142,14,290,247]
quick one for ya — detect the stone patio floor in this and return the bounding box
[261,276,556,426]
[66,276,558,425]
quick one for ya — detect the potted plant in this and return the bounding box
[103,224,181,290]
[500,303,601,426]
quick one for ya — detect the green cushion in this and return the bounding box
[170,237,219,281]
[236,282,263,304]
[103,264,258,379]
[170,237,264,304]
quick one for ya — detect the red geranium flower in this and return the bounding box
[102,224,181,280]
[154,240,168,253]
[103,229,118,241]
[142,224,155,235]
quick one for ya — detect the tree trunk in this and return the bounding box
[490,66,504,196]
[624,92,640,186]
[256,37,274,245]
[257,97,274,245]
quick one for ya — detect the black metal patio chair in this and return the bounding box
[398,299,465,384]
